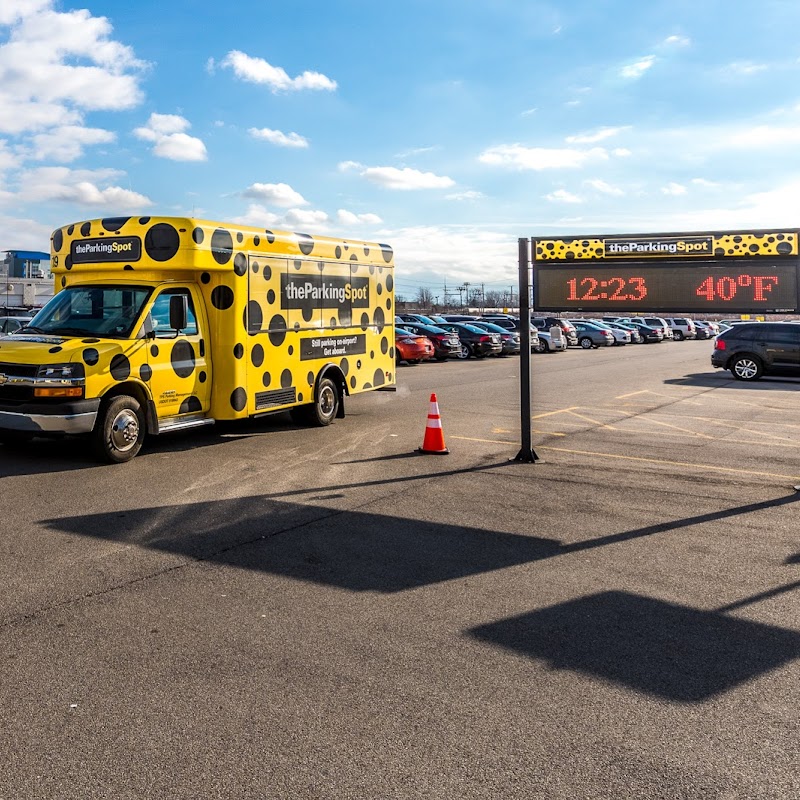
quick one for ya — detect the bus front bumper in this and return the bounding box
[0,399,100,435]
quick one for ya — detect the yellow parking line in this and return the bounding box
[616,390,649,399]
[449,436,800,481]
[565,409,618,430]
[532,406,580,418]
[637,416,715,439]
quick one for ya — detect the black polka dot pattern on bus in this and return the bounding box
[48,216,398,414]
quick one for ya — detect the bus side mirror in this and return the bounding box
[169,294,188,335]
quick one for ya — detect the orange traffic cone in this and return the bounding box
[418,392,449,455]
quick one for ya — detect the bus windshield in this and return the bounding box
[25,285,153,339]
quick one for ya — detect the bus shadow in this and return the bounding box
[41,496,563,593]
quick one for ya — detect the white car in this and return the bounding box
[534,329,567,353]
[0,315,33,335]
[589,319,631,345]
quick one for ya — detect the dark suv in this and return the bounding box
[711,322,800,381]
[531,316,578,347]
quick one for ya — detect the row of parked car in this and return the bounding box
[394,312,723,363]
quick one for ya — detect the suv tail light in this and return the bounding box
[714,338,726,350]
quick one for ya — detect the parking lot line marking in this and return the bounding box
[616,390,649,399]
[708,418,800,442]
[636,416,715,439]
[565,409,618,430]
[450,436,800,481]
[532,406,580,418]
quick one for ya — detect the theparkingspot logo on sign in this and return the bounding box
[604,236,713,258]
[71,237,142,264]
[281,274,370,310]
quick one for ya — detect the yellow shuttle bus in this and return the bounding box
[0,216,396,462]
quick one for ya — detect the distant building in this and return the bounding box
[1,250,51,279]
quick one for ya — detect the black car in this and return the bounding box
[478,315,542,351]
[393,321,462,360]
[469,320,521,355]
[711,322,800,380]
[435,322,503,359]
[623,321,663,343]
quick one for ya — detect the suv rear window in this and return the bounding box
[720,324,758,340]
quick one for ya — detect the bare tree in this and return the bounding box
[485,290,503,309]
[416,286,434,308]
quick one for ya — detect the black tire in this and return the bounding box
[92,394,145,463]
[309,377,339,426]
[674,331,684,341]
[579,337,594,349]
[533,339,547,354]
[456,343,471,360]
[435,355,448,362]
[730,354,763,381]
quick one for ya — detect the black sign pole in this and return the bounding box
[515,237,539,463]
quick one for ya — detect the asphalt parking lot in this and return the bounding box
[2,339,799,799]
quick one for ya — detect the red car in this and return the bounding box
[395,327,435,364]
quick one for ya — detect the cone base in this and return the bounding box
[417,446,450,455]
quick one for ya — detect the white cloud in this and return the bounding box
[620,55,656,79]
[0,213,53,251]
[0,3,146,135]
[716,124,800,150]
[134,114,207,162]
[241,182,308,207]
[691,178,720,188]
[220,50,337,92]
[18,166,152,208]
[336,209,382,225]
[394,145,436,159]
[584,179,624,196]
[661,182,687,196]
[388,225,517,283]
[231,203,281,228]
[663,35,690,47]
[284,208,330,227]
[231,203,331,231]
[0,140,21,173]
[152,133,207,162]
[360,166,455,190]
[0,1,51,26]
[545,189,583,204]
[613,147,632,157]
[566,126,630,144]
[248,127,309,148]
[479,144,609,170]
[338,160,364,172]
[30,125,115,162]
[725,61,768,76]
[446,190,485,201]
[521,108,538,117]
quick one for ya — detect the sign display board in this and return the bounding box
[532,230,800,313]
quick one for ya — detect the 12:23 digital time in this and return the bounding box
[566,276,647,302]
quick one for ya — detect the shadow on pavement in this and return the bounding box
[664,372,800,387]
[468,590,800,703]
[39,488,800,594]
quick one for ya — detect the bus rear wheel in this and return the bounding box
[292,377,340,427]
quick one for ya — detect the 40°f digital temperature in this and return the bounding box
[695,274,779,302]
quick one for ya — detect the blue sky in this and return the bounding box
[3,0,800,301]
